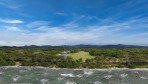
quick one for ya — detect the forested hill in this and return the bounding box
[0,44,148,48]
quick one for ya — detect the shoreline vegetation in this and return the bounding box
[0,66,148,71]
[0,48,147,69]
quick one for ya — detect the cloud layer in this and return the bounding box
[0,0,148,46]
[0,19,23,24]
[0,16,148,46]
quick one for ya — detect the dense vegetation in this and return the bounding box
[0,48,147,68]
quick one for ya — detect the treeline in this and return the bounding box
[0,48,62,66]
[0,48,147,68]
[85,48,148,68]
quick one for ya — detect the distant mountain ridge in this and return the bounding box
[0,44,148,48]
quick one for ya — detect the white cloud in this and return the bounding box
[56,13,67,16]
[4,26,21,31]
[0,1,20,10]
[0,19,23,24]
[26,21,50,28]
[6,26,19,31]
[0,17,148,46]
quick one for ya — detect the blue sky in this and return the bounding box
[0,0,148,46]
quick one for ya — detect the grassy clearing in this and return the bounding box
[68,51,95,62]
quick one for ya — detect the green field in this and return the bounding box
[68,51,95,62]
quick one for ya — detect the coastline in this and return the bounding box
[0,66,148,71]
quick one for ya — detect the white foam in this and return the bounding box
[76,74,83,77]
[135,71,139,74]
[120,73,128,78]
[61,74,75,77]
[43,72,48,76]
[140,76,147,79]
[0,72,3,74]
[84,71,93,76]
[40,79,48,84]
[104,75,112,79]
[12,76,20,82]
[57,77,64,81]
[61,74,84,78]
[19,70,27,73]
[94,81,102,84]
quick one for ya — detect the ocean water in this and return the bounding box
[0,67,147,84]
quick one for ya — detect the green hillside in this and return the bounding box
[68,51,95,62]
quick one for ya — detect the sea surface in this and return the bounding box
[0,67,147,84]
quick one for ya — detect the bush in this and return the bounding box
[128,64,137,69]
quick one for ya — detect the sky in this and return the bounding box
[0,0,148,46]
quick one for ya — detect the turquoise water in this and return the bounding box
[0,67,147,84]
